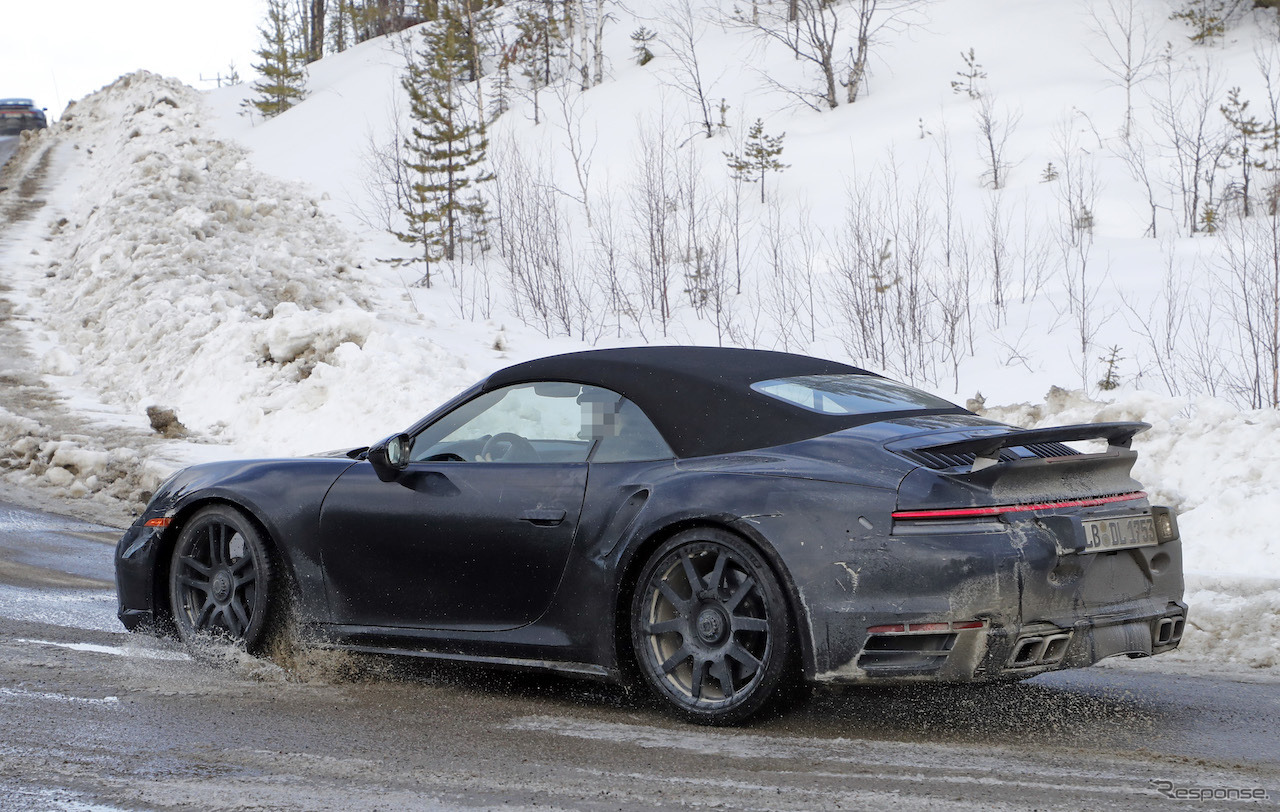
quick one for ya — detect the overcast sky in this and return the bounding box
[4,0,262,119]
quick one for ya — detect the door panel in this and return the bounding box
[319,460,587,631]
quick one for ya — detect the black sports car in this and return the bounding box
[116,347,1186,723]
[0,99,47,135]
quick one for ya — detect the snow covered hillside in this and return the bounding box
[0,0,1278,667]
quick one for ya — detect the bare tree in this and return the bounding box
[1150,50,1225,233]
[1051,118,1102,249]
[1115,125,1166,237]
[983,191,1010,323]
[730,0,841,110]
[489,136,604,340]
[1125,247,1190,396]
[975,95,1020,190]
[566,0,610,90]
[1087,0,1159,140]
[356,101,414,233]
[630,115,680,333]
[1218,199,1280,406]
[661,0,718,137]
[553,84,597,225]
[930,227,976,391]
[760,200,821,351]
[729,0,925,110]
[844,0,929,104]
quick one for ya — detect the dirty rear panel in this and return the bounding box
[792,420,1185,685]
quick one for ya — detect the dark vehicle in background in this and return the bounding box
[0,98,48,135]
[115,347,1186,724]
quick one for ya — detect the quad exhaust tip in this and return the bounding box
[1009,632,1072,668]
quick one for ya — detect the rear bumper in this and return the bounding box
[805,510,1186,684]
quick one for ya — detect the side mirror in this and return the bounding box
[368,433,412,482]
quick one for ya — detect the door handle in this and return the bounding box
[519,508,567,527]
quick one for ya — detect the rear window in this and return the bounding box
[751,374,957,415]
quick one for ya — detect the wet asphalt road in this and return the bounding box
[0,136,17,173]
[0,498,1277,810]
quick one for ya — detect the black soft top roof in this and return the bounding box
[483,346,962,458]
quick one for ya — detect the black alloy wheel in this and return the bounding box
[630,528,793,724]
[169,505,276,652]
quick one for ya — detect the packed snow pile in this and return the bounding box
[25,72,482,457]
[982,388,1280,668]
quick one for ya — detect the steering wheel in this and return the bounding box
[480,432,540,463]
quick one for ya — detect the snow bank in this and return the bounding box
[31,72,483,456]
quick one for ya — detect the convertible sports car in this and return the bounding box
[116,347,1186,723]
[0,99,47,135]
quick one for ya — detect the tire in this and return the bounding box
[630,528,794,725]
[168,505,277,653]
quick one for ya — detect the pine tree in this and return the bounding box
[950,48,986,99]
[511,0,566,125]
[724,118,789,203]
[630,27,657,66]
[397,9,494,287]
[248,0,308,119]
[1221,86,1280,218]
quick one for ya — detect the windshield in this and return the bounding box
[751,374,958,415]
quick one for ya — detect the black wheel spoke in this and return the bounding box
[224,603,244,637]
[181,555,212,578]
[706,551,728,592]
[726,642,762,677]
[731,615,769,633]
[179,574,211,594]
[657,581,691,615]
[232,555,254,575]
[726,576,755,612]
[234,570,257,589]
[660,646,692,675]
[690,657,707,700]
[195,598,215,628]
[209,527,225,566]
[710,657,735,698]
[680,552,702,592]
[644,618,684,636]
[229,596,250,633]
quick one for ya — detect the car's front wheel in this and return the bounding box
[168,505,277,652]
[630,528,794,724]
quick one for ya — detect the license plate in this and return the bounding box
[1082,515,1157,552]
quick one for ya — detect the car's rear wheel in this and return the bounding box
[630,528,793,725]
[168,505,276,652]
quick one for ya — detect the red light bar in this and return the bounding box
[892,492,1147,520]
[866,620,986,634]
[867,624,906,634]
[143,517,172,528]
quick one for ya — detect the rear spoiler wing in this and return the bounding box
[912,422,1150,472]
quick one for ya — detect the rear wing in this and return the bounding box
[907,422,1150,472]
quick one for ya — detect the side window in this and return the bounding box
[583,393,674,463]
[409,382,673,464]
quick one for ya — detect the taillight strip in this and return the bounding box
[892,491,1147,520]
[867,620,986,634]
